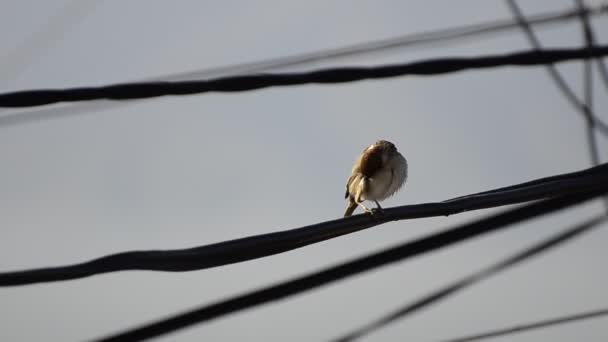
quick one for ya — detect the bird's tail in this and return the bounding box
[344,200,358,217]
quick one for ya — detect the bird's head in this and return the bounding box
[374,140,398,162]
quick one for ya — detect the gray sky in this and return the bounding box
[1,1,607,341]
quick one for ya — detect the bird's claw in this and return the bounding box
[366,207,385,216]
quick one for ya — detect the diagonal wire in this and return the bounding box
[573,0,608,93]
[437,308,608,342]
[577,0,601,167]
[1,163,606,287]
[331,215,607,342]
[91,187,608,342]
[506,0,608,135]
[1,4,606,126]
[157,5,607,82]
[582,33,601,169]
[574,0,608,211]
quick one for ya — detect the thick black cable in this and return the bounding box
[445,162,605,202]
[1,163,607,287]
[506,1,608,136]
[2,5,606,127]
[1,46,608,109]
[91,186,608,342]
[438,308,608,342]
[331,215,607,342]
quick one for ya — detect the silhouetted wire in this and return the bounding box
[156,4,607,82]
[331,215,607,342]
[506,1,608,136]
[573,0,608,93]
[2,46,608,111]
[1,4,605,127]
[92,186,608,342]
[435,160,604,203]
[1,163,607,287]
[581,16,601,167]
[574,0,608,211]
[437,308,608,342]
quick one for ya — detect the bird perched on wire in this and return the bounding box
[344,140,408,217]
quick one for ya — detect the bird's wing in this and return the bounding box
[345,144,383,198]
[345,153,364,198]
[359,145,384,177]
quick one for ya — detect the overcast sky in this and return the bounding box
[1,1,607,341]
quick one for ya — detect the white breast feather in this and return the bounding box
[386,153,408,198]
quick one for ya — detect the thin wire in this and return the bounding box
[331,215,607,341]
[598,56,608,93]
[1,162,606,287]
[506,0,608,135]
[574,0,608,211]
[573,0,608,92]
[577,0,602,166]
[437,308,608,342]
[153,4,608,82]
[91,187,608,342]
[583,37,600,167]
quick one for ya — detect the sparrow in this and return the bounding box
[344,140,408,217]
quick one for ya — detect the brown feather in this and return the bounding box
[359,145,383,177]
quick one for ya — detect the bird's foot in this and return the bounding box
[366,207,385,217]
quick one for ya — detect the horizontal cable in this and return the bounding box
[444,161,606,202]
[1,46,608,108]
[1,163,607,287]
[438,308,608,342]
[92,186,608,342]
[2,4,605,127]
[331,215,608,342]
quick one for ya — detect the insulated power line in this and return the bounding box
[92,186,608,342]
[1,4,606,127]
[1,46,608,111]
[331,215,607,342]
[438,308,608,342]
[1,162,606,287]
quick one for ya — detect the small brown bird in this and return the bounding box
[344,140,408,217]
